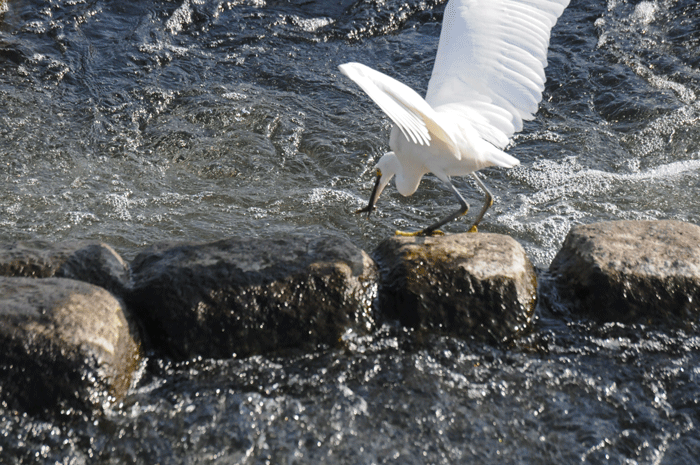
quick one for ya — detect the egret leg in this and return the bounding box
[395,178,469,237]
[468,172,493,232]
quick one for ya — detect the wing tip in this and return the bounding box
[338,62,365,77]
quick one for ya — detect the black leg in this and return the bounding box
[468,172,493,232]
[396,177,470,237]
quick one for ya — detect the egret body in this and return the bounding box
[340,0,570,235]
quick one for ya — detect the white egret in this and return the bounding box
[340,0,570,236]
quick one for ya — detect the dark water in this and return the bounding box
[2,0,700,463]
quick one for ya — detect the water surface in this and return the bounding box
[1,0,700,463]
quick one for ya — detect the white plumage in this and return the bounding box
[340,0,570,236]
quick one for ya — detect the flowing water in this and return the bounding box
[1,0,700,463]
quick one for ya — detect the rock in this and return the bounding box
[0,277,141,415]
[127,235,377,359]
[0,240,131,297]
[373,233,537,343]
[549,220,700,324]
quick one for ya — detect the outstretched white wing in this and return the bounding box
[426,0,570,149]
[338,62,457,151]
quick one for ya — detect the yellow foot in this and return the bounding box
[395,229,445,237]
[468,225,478,233]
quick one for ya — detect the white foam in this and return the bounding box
[166,0,193,35]
[307,187,360,206]
[290,16,334,33]
[631,1,658,25]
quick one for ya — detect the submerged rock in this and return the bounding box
[549,220,700,323]
[0,240,131,297]
[0,277,141,415]
[128,235,377,359]
[373,233,537,343]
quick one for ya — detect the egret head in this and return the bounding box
[356,152,399,218]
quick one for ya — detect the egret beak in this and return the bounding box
[355,169,383,218]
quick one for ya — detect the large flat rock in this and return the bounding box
[0,240,130,297]
[373,233,537,343]
[549,220,700,323]
[0,277,141,415]
[127,235,377,359]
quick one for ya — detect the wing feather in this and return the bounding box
[426,0,570,148]
[339,62,458,154]
[339,62,430,145]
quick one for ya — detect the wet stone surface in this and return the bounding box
[0,241,131,298]
[0,277,141,415]
[549,220,700,324]
[127,235,378,359]
[373,233,537,343]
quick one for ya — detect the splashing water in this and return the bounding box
[2,0,700,463]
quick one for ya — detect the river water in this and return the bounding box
[1,0,700,463]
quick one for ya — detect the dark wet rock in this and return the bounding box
[0,277,141,415]
[127,235,377,359]
[373,233,537,343]
[549,220,700,324]
[0,240,131,297]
